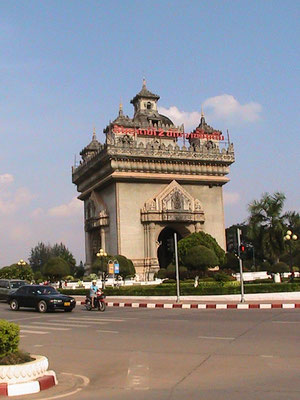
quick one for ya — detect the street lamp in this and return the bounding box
[96,248,107,287]
[284,230,298,281]
[17,259,26,266]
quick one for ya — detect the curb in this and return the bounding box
[77,301,300,309]
[0,371,57,397]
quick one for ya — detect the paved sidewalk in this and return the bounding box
[75,292,300,310]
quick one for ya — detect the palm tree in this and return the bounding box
[284,211,300,236]
[247,192,286,264]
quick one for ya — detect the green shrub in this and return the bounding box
[43,257,70,281]
[84,274,98,281]
[0,320,20,359]
[178,231,225,265]
[183,245,218,273]
[270,262,290,274]
[179,266,188,280]
[166,264,176,279]
[157,268,167,279]
[58,281,300,297]
[213,272,231,284]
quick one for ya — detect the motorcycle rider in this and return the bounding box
[90,280,98,308]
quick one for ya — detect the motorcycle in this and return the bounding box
[85,290,106,311]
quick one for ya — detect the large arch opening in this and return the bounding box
[157,227,183,269]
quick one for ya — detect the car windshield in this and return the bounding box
[36,287,58,295]
[11,281,26,289]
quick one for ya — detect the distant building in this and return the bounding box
[72,81,235,279]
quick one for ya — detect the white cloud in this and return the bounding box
[0,174,14,185]
[0,187,34,215]
[159,94,262,130]
[48,197,82,217]
[203,94,262,123]
[31,208,44,218]
[9,225,29,241]
[158,106,201,131]
[224,192,240,205]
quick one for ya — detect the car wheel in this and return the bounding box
[37,300,47,313]
[10,299,19,311]
[64,309,72,312]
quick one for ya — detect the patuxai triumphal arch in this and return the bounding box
[72,81,235,279]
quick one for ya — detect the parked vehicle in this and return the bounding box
[85,291,106,311]
[8,285,76,313]
[0,279,27,301]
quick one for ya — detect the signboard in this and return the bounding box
[108,261,114,274]
[114,262,119,274]
[113,125,224,141]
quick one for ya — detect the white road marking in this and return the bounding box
[273,321,300,324]
[37,372,90,400]
[97,329,119,334]
[67,317,125,322]
[20,325,70,331]
[198,336,235,340]
[31,321,90,328]
[20,329,48,335]
[126,353,150,390]
[261,355,274,358]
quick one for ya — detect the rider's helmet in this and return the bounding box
[92,280,96,284]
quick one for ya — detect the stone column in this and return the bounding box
[85,230,92,269]
[100,227,106,252]
[144,224,149,260]
[149,223,156,259]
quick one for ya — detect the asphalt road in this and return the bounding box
[1,302,300,400]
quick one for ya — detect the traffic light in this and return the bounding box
[240,244,246,253]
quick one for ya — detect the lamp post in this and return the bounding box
[96,248,107,288]
[284,230,298,281]
[17,259,26,267]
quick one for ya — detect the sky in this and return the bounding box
[0,0,299,266]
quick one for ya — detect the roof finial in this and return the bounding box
[142,77,146,88]
[92,126,97,140]
[119,98,123,116]
[201,105,205,118]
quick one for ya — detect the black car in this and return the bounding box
[8,285,76,313]
[0,279,27,301]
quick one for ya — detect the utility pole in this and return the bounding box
[174,232,180,303]
[237,228,245,303]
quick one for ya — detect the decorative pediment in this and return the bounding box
[85,191,109,230]
[141,180,205,223]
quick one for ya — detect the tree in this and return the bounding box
[182,245,219,275]
[0,263,33,281]
[223,252,240,272]
[113,255,136,281]
[29,242,51,272]
[51,243,76,272]
[91,254,111,278]
[266,261,289,275]
[284,211,300,236]
[29,242,76,273]
[74,261,85,279]
[248,192,286,264]
[178,232,225,266]
[42,257,70,281]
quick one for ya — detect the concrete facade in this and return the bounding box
[72,81,235,278]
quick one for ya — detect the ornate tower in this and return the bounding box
[72,81,235,278]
